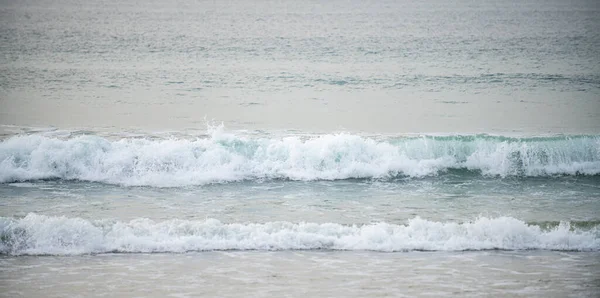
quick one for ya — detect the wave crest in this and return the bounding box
[1,131,599,187]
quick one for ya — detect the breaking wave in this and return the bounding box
[1,129,599,187]
[1,214,598,255]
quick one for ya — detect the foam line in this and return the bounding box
[1,214,598,255]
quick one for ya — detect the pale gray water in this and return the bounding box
[1,0,599,134]
[2,178,600,224]
[1,0,600,297]
[2,251,600,298]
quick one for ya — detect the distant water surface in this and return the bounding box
[0,0,599,134]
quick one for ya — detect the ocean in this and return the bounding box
[1,0,599,297]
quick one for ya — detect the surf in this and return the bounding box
[0,130,599,187]
[1,213,598,255]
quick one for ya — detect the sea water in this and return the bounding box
[1,0,599,297]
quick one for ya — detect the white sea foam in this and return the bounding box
[0,128,599,187]
[0,214,597,255]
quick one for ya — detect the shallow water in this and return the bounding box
[2,251,599,298]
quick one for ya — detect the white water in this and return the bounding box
[1,213,598,255]
[1,129,599,187]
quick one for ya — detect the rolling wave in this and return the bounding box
[1,130,599,187]
[1,214,597,255]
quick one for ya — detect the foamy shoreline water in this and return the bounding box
[2,213,598,255]
[2,250,598,298]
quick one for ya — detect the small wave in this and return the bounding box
[0,128,599,187]
[0,214,597,255]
